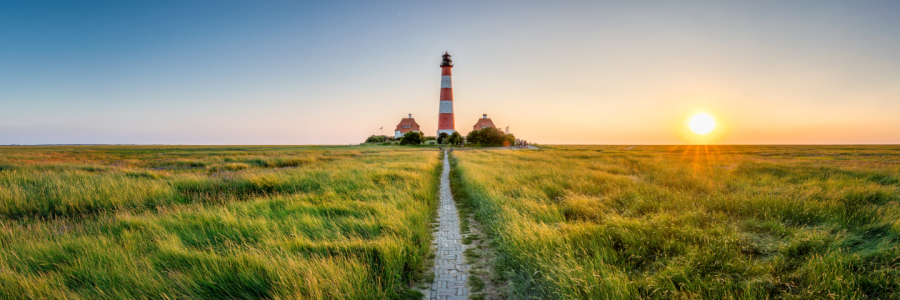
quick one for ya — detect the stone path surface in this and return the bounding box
[430,151,469,300]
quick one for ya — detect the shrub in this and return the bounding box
[400,131,424,145]
[465,127,513,146]
[437,133,450,144]
[364,135,390,144]
[448,132,463,145]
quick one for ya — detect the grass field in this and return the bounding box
[3,144,898,299]
[0,145,440,299]
[451,145,900,299]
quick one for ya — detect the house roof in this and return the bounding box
[473,118,495,131]
[394,118,421,133]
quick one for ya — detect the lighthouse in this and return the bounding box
[436,52,456,136]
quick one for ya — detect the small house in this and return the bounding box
[394,114,421,138]
[472,114,496,131]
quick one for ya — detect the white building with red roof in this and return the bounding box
[472,114,496,131]
[394,114,421,138]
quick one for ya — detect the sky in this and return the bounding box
[1,0,899,145]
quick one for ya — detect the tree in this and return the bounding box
[448,132,463,145]
[400,131,424,145]
[437,132,450,144]
[465,128,485,145]
[465,127,509,146]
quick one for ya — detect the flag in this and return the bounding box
[379,127,383,130]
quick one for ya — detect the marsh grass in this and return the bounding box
[451,145,900,299]
[0,145,440,299]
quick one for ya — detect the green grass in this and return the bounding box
[469,275,486,293]
[5,144,898,299]
[0,145,441,299]
[462,234,479,245]
[450,145,900,299]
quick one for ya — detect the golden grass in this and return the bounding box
[451,145,900,299]
[0,145,440,299]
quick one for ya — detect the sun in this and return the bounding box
[688,113,716,135]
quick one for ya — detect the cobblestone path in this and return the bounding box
[430,151,469,300]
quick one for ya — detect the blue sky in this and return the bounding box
[2,1,899,144]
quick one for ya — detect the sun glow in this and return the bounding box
[689,113,716,135]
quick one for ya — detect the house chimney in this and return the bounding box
[409,114,412,118]
[483,114,487,119]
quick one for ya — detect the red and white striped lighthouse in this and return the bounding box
[436,52,456,136]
